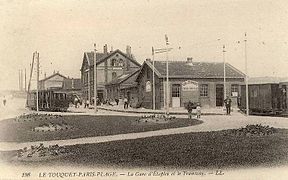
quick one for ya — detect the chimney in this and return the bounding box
[103,44,108,54]
[146,58,151,62]
[110,46,113,53]
[187,57,193,65]
[126,45,132,58]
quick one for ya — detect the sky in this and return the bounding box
[0,0,288,90]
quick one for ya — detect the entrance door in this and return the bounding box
[127,91,131,102]
[216,85,224,106]
[172,84,181,107]
[97,90,104,103]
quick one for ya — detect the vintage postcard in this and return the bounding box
[1,0,288,179]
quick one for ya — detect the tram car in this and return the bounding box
[26,90,70,112]
[240,83,287,115]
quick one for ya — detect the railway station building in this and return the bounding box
[80,45,141,103]
[105,69,140,107]
[135,58,245,109]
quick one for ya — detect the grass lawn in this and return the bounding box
[5,128,288,169]
[0,115,201,142]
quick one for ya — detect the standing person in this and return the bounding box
[185,101,194,119]
[124,97,128,109]
[84,99,87,108]
[196,103,201,119]
[86,99,90,108]
[224,96,232,115]
[3,96,6,106]
[74,97,78,108]
[115,98,119,106]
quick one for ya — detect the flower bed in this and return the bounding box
[14,143,68,162]
[32,121,73,132]
[15,113,62,122]
[134,114,177,124]
[226,124,277,137]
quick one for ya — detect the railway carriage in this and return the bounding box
[26,90,70,112]
[240,83,287,115]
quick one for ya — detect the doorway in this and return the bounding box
[216,85,224,106]
[172,84,181,107]
[97,90,104,103]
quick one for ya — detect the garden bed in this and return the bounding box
[0,114,202,142]
[1,128,288,169]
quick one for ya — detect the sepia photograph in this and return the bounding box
[1,0,288,179]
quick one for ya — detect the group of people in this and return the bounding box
[185,96,233,119]
[75,96,130,109]
[186,101,201,119]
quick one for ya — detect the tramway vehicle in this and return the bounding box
[26,90,70,112]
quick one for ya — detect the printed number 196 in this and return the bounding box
[22,172,31,177]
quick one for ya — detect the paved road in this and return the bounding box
[1,111,288,151]
[0,97,28,121]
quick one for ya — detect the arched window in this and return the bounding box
[119,59,124,66]
[112,72,117,80]
[111,59,116,66]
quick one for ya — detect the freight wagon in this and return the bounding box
[240,83,287,115]
[26,90,70,112]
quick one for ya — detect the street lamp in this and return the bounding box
[244,33,249,116]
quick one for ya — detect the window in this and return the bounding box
[119,59,124,66]
[251,89,258,97]
[231,84,239,96]
[172,84,181,97]
[111,59,116,66]
[146,81,151,92]
[112,72,117,80]
[200,84,208,97]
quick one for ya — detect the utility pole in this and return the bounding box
[21,69,24,91]
[165,35,169,116]
[36,51,39,112]
[88,68,91,104]
[223,45,226,99]
[244,33,249,116]
[152,47,156,110]
[26,52,35,107]
[20,69,23,91]
[94,43,98,113]
[18,69,20,91]
[24,68,27,92]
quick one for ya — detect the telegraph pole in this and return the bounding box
[18,69,20,91]
[26,52,35,107]
[94,43,98,113]
[244,33,249,116]
[24,68,27,92]
[20,69,23,91]
[223,45,226,99]
[165,35,169,116]
[36,51,39,112]
[152,47,156,110]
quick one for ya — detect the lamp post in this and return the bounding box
[223,45,226,99]
[244,33,249,116]
[165,35,170,116]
